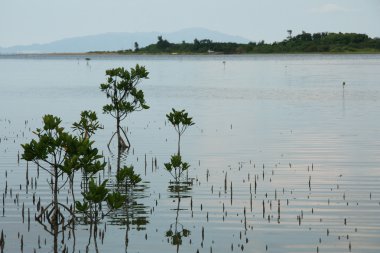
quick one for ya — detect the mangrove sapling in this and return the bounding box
[21,115,89,253]
[75,179,124,253]
[165,109,194,184]
[100,65,149,154]
[73,110,124,225]
[72,111,103,195]
[75,179,124,224]
[116,165,142,194]
[166,109,194,156]
[164,155,190,184]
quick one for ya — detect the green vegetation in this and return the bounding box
[76,176,125,253]
[75,179,125,223]
[100,65,149,154]
[116,165,142,191]
[22,114,112,253]
[72,112,125,227]
[165,109,194,183]
[21,64,198,252]
[72,110,103,200]
[72,110,102,139]
[103,32,380,55]
[22,115,81,216]
[164,154,190,184]
[166,108,194,156]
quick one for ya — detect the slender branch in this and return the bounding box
[169,171,176,180]
[46,178,54,191]
[119,126,128,141]
[120,113,128,121]
[107,131,117,148]
[36,161,54,176]
[119,126,130,148]
[57,148,63,165]
[58,176,70,191]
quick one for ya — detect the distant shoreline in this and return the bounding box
[1,51,380,58]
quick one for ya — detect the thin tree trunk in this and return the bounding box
[70,174,76,206]
[175,191,180,253]
[117,113,121,153]
[71,221,76,253]
[177,133,181,156]
[54,167,59,253]
[94,223,99,253]
[86,223,93,253]
[125,209,130,253]
[116,112,121,171]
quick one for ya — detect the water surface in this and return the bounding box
[0,54,379,252]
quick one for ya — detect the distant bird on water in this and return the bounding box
[342,81,346,87]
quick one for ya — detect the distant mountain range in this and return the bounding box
[0,28,251,54]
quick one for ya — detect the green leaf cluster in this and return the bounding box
[106,191,125,210]
[75,178,126,219]
[22,114,106,178]
[22,115,83,177]
[72,110,102,139]
[166,108,194,134]
[166,108,194,156]
[100,65,149,120]
[164,155,190,183]
[83,179,109,204]
[116,165,142,187]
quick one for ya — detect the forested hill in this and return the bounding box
[108,32,380,54]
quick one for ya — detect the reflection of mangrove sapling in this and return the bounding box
[165,193,191,248]
[165,177,191,251]
[166,217,191,247]
[164,155,190,184]
[166,108,194,156]
[100,65,149,152]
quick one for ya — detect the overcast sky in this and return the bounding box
[1,0,379,47]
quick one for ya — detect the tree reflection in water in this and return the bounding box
[107,157,150,253]
[166,182,193,253]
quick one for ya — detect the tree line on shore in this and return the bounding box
[90,31,380,54]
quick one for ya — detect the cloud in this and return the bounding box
[311,3,348,13]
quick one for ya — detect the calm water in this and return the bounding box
[0,54,379,253]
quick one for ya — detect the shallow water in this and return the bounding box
[0,54,379,252]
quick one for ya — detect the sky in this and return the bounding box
[1,0,379,47]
